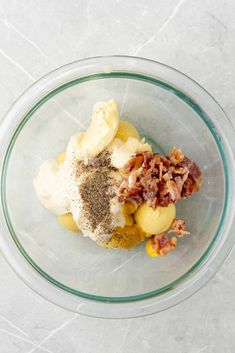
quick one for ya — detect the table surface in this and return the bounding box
[1,0,235,352]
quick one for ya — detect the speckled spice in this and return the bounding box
[80,169,112,232]
[78,151,116,234]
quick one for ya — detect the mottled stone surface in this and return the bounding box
[0,0,235,352]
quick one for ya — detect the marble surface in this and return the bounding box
[0,0,235,352]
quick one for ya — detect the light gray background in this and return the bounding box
[0,0,235,352]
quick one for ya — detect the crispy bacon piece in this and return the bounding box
[151,233,177,256]
[125,154,146,173]
[166,180,181,202]
[169,147,185,165]
[118,148,202,208]
[170,218,190,237]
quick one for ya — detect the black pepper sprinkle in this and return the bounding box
[78,151,117,233]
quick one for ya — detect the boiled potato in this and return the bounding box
[57,213,80,232]
[104,225,145,249]
[115,120,140,142]
[56,152,66,164]
[122,202,137,215]
[125,214,134,226]
[134,202,176,235]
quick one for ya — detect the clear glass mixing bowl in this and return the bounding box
[0,56,235,318]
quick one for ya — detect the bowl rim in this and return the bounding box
[0,55,235,318]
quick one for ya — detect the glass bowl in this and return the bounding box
[0,56,235,319]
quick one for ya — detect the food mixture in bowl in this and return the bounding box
[33,100,202,257]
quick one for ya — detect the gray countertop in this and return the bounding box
[0,0,235,352]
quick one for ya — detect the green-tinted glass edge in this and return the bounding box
[0,72,230,303]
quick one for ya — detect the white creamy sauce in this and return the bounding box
[33,159,70,215]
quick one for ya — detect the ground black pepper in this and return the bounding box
[78,152,117,233]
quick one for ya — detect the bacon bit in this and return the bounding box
[170,219,190,237]
[179,157,201,180]
[124,155,144,173]
[182,177,197,197]
[142,152,150,167]
[128,173,137,188]
[166,180,181,201]
[151,233,177,256]
[172,167,187,175]
[169,147,185,165]
[174,176,184,194]
[123,194,143,207]
[162,172,172,181]
[118,148,202,209]
[151,234,160,252]
[159,162,163,180]
[157,233,169,248]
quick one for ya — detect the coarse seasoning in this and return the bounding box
[78,151,117,234]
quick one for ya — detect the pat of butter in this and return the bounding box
[67,100,119,160]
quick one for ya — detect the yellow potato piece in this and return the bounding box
[56,152,66,164]
[134,202,176,235]
[125,214,134,226]
[57,213,80,233]
[104,225,145,249]
[115,120,140,142]
[122,202,137,215]
[146,239,159,257]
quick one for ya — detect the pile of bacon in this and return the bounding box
[118,147,202,209]
[118,147,202,256]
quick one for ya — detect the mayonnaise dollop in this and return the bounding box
[33,159,69,215]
